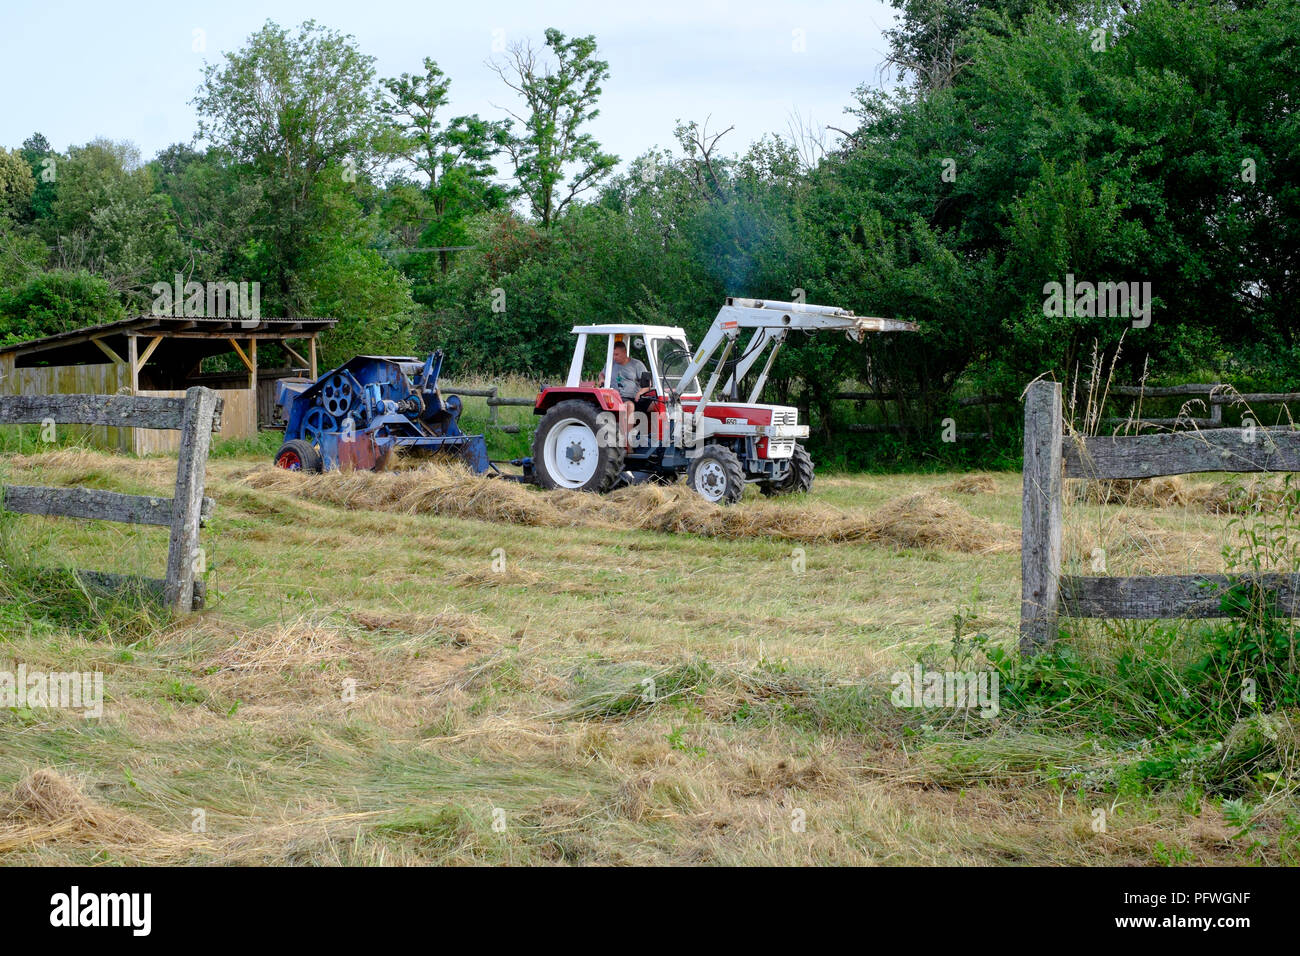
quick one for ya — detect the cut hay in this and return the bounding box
[194,619,476,707]
[939,474,997,496]
[1069,513,1219,574]
[0,769,160,850]
[241,467,1015,551]
[203,621,354,675]
[347,608,492,647]
[1078,475,1290,514]
[0,769,384,863]
[5,448,179,488]
[861,493,1015,553]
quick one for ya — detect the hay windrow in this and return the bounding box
[0,769,160,850]
[240,467,1015,552]
[938,474,998,496]
[0,769,385,863]
[202,621,354,675]
[1078,475,1289,514]
[4,448,179,490]
[862,493,1016,553]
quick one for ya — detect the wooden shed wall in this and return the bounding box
[0,360,132,450]
[0,359,258,454]
[133,388,256,455]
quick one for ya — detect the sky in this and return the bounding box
[0,0,898,171]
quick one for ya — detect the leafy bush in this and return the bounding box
[0,269,125,345]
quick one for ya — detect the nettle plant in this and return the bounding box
[1210,475,1300,710]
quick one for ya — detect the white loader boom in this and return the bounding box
[678,297,918,407]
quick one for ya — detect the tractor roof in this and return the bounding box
[571,325,689,338]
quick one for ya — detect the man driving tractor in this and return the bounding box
[611,340,654,440]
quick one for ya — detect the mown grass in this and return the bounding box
[0,440,1296,865]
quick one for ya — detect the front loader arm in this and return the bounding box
[678,297,918,408]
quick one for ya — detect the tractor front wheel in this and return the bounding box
[687,444,745,504]
[274,439,323,473]
[533,400,626,492]
[760,443,814,497]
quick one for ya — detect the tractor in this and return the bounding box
[524,297,916,503]
[272,352,489,474]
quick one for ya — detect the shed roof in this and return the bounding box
[1,315,336,368]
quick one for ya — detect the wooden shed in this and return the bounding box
[0,315,337,454]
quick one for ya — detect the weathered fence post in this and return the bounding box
[2,389,222,612]
[164,387,220,612]
[1020,380,1064,654]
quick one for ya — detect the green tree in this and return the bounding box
[381,57,513,273]
[18,133,57,222]
[40,139,183,305]
[298,174,416,367]
[193,19,392,312]
[151,144,267,285]
[0,270,125,345]
[489,28,618,227]
[0,149,36,220]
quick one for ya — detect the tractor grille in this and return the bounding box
[767,409,799,458]
[772,409,798,428]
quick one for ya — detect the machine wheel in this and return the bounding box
[687,444,746,504]
[274,439,323,473]
[532,400,626,492]
[760,443,814,497]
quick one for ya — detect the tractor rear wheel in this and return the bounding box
[687,444,745,504]
[533,400,626,492]
[274,439,323,473]
[760,443,814,497]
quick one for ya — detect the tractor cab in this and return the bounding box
[565,324,701,398]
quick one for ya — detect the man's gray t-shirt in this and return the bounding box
[611,357,648,399]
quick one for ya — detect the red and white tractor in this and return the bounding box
[522,297,916,503]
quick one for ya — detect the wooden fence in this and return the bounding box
[1104,384,1300,431]
[832,382,1299,442]
[439,384,534,434]
[0,358,256,452]
[1019,380,1300,654]
[836,391,1012,440]
[0,388,223,612]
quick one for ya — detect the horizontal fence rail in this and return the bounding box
[1064,430,1300,480]
[0,393,223,431]
[440,383,534,435]
[1062,573,1300,619]
[2,486,214,527]
[1020,379,1300,654]
[1104,383,1299,431]
[0,387,222,612]
[835,391,1011,440]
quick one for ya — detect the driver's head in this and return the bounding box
[613,341,629,364]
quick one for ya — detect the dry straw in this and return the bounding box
[241,466,1016,553]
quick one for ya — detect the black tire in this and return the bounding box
[686,444,746,504]
[760,443,814,497]
[532,399,626,492]
[275,438,323,473]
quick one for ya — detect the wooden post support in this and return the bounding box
[127,335,139,393]
[309,335,318,380]
[90,336,126,366]
[164,387,220,613]
[1020,380,1064,654]
[137,334,164,374]
[248,337,257,395]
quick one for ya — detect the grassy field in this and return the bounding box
[0,433,1297,865]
